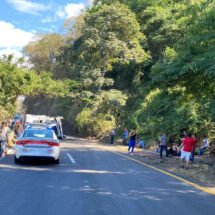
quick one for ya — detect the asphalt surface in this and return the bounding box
[0,137,215,215]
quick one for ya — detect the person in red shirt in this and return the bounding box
[190,134,198,162]
[180,133,194,169]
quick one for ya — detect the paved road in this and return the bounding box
[0,137,215,215]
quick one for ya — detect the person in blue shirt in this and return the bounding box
[139,138,144,148]
[128,129,136,155]
[122,128,128,145]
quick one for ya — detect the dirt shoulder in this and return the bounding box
[94,140,215,187]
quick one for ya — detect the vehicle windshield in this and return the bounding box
[22,129,55,139]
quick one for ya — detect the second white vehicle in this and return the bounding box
[14,128,61,164]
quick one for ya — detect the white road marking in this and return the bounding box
[66,153,76,164]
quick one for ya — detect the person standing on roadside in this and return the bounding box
[160,134,168,158]
[199,135,209,156]
[190,134,198,162]
[7,119,12,128]
[139,138,144,149]
[14,121,23,137]
[122,128,129,145]
[180,132,194,169]
[0,122,9,157]
[110,129,115,144]
[128,129,136,155]
[0,122,2,157]
[183,130,187,138]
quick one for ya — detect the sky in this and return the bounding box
[0,0,94,58]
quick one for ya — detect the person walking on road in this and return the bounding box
[160,134,168,158]
[180,132,194,169]
[122,128,129,145]
[110,129,115,144]
[128,129,136,155]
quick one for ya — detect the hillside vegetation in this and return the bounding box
[0,55,69,118]
[21,0,215,153]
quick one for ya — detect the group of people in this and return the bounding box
[110,128,144,155]
[0,119,24,158]
[159,132,209,169]
[110,128,209,166]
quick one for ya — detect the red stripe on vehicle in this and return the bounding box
[16,140,59,146]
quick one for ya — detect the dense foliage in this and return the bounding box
[23,0,215,153]
[0,55,69,117]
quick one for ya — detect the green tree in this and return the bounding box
[24,34,65,76]
[76,90,127,137]
[133,0,215,149]
[72,2,149,92]
[21,0,215,153]
[0,55,70,114]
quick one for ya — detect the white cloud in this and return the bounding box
[65,3,85,18]
[37,26,54,32]
[86,0,94,5]
[0,21,34,57]
[56,6,65,19]
[7,0,51,15]
[31,29,37,34]
[57,3,86,19]
[0,48,23,58]
[41,16,55,23]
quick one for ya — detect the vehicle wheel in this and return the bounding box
[53,158,59,164]
[14,156,21,164]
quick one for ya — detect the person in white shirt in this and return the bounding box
[0,122,9,157]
